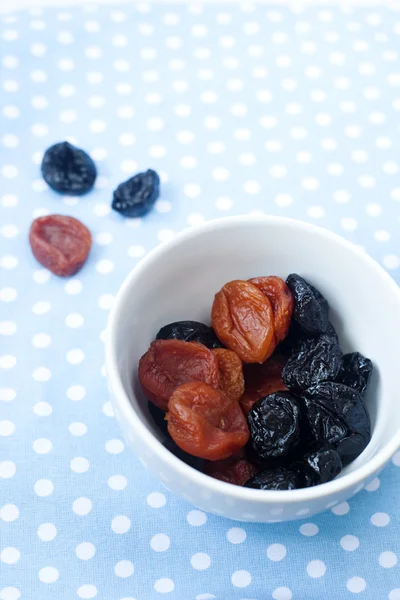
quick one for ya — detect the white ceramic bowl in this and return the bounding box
[106,216,400,522]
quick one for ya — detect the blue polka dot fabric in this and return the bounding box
[1,3,400,599]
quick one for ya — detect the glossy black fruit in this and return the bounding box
[302,397,348,446]
[301,448,342,485]
[112,169,160,217]
[41,141,97,195]
[156,321,223,349]
[286,274,329,335]
[337,352,373,396]
[245,467,302,490]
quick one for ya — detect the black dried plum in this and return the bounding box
[301,448,342,485]
[302,397,348,446]
[112,169,160,217]
[245,467,302,490]
[156,321,223,349]
[336,433,370,467]
[248,391,301,460]
[337,352,373,396]
[286,274,329,335]
[326,322,339,342]
[41,141,97,195]
[282,333,343,392]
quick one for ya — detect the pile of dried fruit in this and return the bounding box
[139,275,373,490]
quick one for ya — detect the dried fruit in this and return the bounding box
[248,391,301,460]
[336,352,373,396]
[240,356,287,416]
[41,141,97,195]
[302,397,348,446]
[204,457,258,486]
[249,276,294,343]
[212,280,275,363]
[245,467,302,490]
[286,274,329,335]
[112,169,160,217]
[282,333,343,392]
[138,340,220,411]
[156,320,222,349]
[29,214,92,277]
[213,348,244,402]
[300,448,342,486]
[335,433,370,467]
[167,382,249,460]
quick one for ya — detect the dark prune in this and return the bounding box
[204,457,259,486]
[300,448,342,486]
[41,141,97,195]
[248,391,301,460]
[336,352,373,396]
[245,467,302,490]
[336,434,370,467]
[156,320,222,349]
[302,397,348,446]
[112,169,160,217]
[326,322,339,342]
[282,333,343,392]
[286,274,329,335]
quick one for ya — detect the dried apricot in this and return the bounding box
[167,382,250,460]
[249,276,294,344]
[29,214,92,277]
[138,340,220,411]
[211,280,275,363]
[240,356,288,416]
[204,457,259,486]
[212,348,244,403]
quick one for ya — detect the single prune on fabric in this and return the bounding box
[286,274,329,336]
[249,276,294,344]
[156,320,222,349]
[167,382,250,460]
[41,141,97,195]
[138,339,220,411]
[29,214,92,277]
[204,456,259,486]
[213,348,245,403]
[336,433,370,467]
[245,467,302,490]
[240,356,287,416]
[212,280,275,363]
[300,448,342,486]
[248,391,301,460]
[112,169,160,217]
[302,397,348,446]
[282,333,343,392]
[336,352,373,396]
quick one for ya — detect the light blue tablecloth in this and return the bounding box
[1,3,400,599]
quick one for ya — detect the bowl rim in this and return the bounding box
[106,215,400,504]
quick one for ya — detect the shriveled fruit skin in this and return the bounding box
[248,391,301,460]
[167,382,249,461]
[29,214,92,277]
[249,276,294,343]
[212,280,275,363]
[300,448,342,486]
[240,356,287,416]
[336,352,373,396]
[302,397,348,446]
[204,456,258,486]
[245,467,302,490]
[156,320,223,349]
[286,274,329,335]
[41,141,97,195]
[138,340,220,411]
[112,169,160,217]
[213,348,245,402]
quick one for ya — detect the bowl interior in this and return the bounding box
[112,217,400,479]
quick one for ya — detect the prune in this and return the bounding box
[213,348,244,403]
[286,274,329,335]
[29,214,92,277]
[282,333,343,392]
[249,276,294,343]
[41,141,97,195]
[337,352,373,396]
[156,320,222,349]
[300,448,342,486]
[212,280,275,363]
[240,356,287,416]
[245,467,302,490]
[302,397,348,446]
[248,391,301,460]
[336,434,370,467]
[167,382,249,460]
[138,340,220,411]
[204,457,258,486]
[112,169,160,217]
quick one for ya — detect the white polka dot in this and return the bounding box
[102,401,114,417]
[1,548,20,565]
[346,577,366,594]
[69,422,87,437]
[1,194,18,207]
[296,151,312,164]
[383,255,400,270]
[366,202,382,216]
[105,439,124,455]
[32,333,51,348]
[58,84,75,98]
[71,457,89,474]
[77,585,97,599]
[243,180,260,194]
[341,218,358,232]
[331,502,350,515]
[307,205,325,219]
[0,587,21,600]
[195,596,215,600]
[307,559,326,578]
[65,313,84,329]
[207,141,225,154]
[180,156,197,169]
[157,229,176,243]
[0,388,16,402]
[72,497,92,516]
[115,560,134,578]
[191,553,211,570]
[39,566,59,583]
[379,551,398,568]
[215,196,233,211]
[299,523,319,537]
[389,590,400,600]
[371,512,390,527]
[67,385,85,401]
[340,535,360,551]
[0,321,16,335]
[93,202,110,216]
[108,475,127,491]
[3,79,19,92]
[267,543,287,562]
[226,527,246,544]
[154,578,174,593]
[150,534,170,552]
[0,504,19,522]
[33,401,52,416]
[66,349,85,365]
[95,260,114,275]
[302,177,319,190]
[3,55,19,69]
[0,355,16,369]
[57,30,74,44]
[76,542,96,560]
[0,421,15,437]
[271,587,292,600]
[1,166,18,179]
[37,523,57,542]
[33,269,51,284]
[147,492,166,509]
[274,193,293,207]
[112,515,131,534]
[231,570,251,588]
[3,105,20,119]
[0,461,16,479]
[33,438,52,454]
